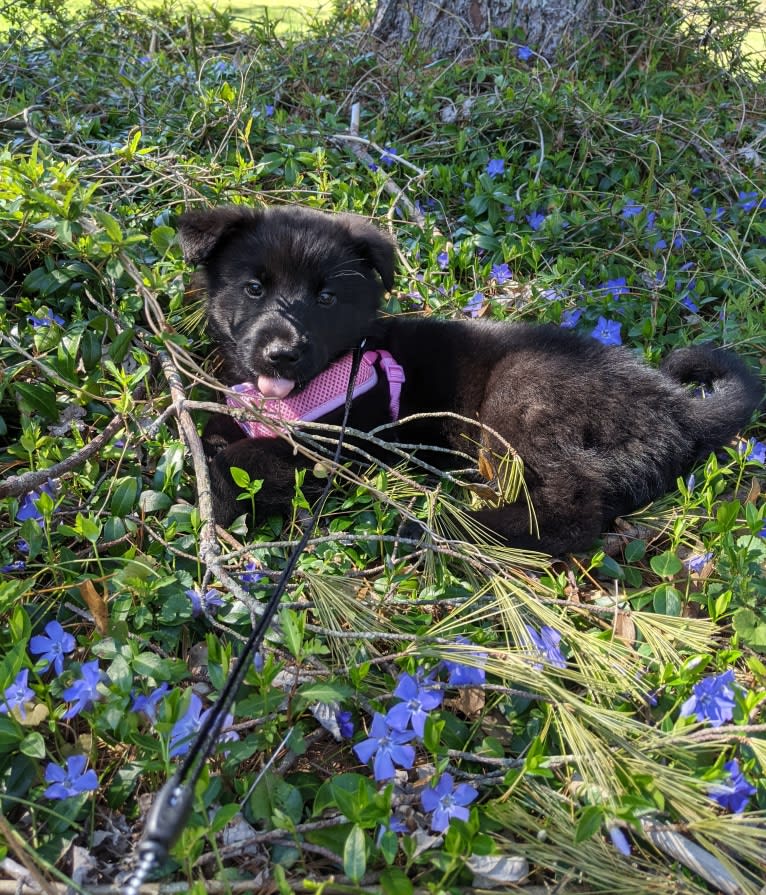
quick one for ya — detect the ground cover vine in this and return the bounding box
[1,1,765,893]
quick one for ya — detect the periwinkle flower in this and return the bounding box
[16,480,56,525]
[29,620,76,675]
[44,754,98,799]
[525,624,566,669]
[169,692,238,758]
[1,560,26,574]
[486,158,504,178]
[739,438,766,465]
[1,669,35,718]
[386,671,443,737]
[684,552,713,574]
[62,660,104,718]
[526,211,546,231]
[184,587,225,617]
[336,709,354,739]
[442,638,487,687]
[608,825,631,856]
[600,277,629,299]
[380,146,398,167]
[131,682,170,722]
[590,316,622,346]
[490,262,512,285]
[517,45,533,61]
[560,307,582,329]
[353,712,415,781]
[28,310,65,328]
[436,251,450,270]
[421,772,478,832]
[679,669,739,727]
[463,292,484,318]
[708,759,756,813]
[621,199,644,219]
[240,561,264,585]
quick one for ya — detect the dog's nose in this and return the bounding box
[264,340,302,365]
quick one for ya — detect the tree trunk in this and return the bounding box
[370,0,640,59]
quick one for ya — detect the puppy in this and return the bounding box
[177,205,763,555]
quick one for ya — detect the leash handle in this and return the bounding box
[123,345,366,894]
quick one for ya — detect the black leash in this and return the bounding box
[123,344,366,895]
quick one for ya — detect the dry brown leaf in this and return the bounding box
[79,579,109,635]
[614,610,636,646]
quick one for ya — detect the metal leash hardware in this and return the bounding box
[122,344,367,895]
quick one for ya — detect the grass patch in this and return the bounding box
[0,1,765,893]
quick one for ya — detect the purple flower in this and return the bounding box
[708,759,756,813]
[28,310,65,328]
[525,624,566,669]
[621,199,644,219]
[353,712,415,781]
[442,638,487,687]
[503,205,516,222]
[679,670,739,727]
[62,660,104,718]
[29,620,76,675]
[679,292,699,313]
[131,682,170,722]
[336,709,354,739]
[684,552,713,574]
[608,825,631,856]
[43,754,98,800]
[600,277,629,299]
[486,158,505,178]
[436,251,450,270]
[240,561,264,585]
[736,191,764,213]
[184,588,225,617]
[376,814,408,845]
[591,316,622,346]
[560,307,582,329]
[1,560,26,574]
[380,146,398,167]
[265,104,274,117]
[463,292,485,318]
[490,262,512,285]
[421,772,478,832]
[169,692,238,758]
[1,669,34,718]
[526,211,546,231]
[15,479,56,525]
[739,438,766,465]
[517,45,533,61]
[386,671,443,737]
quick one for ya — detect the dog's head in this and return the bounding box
[177,205,395,392]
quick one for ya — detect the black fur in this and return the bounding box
[177,205,764,555]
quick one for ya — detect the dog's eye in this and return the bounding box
[244,280,264,299]
[317,290,336,307]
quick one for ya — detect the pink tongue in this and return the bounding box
[257,376,295,399]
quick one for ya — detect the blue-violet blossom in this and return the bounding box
[353,712,415,781]
[421,772,478,832]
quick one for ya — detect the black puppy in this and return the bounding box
[177,205,763,555]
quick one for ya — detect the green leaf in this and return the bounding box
[229,466,252,488]
[649,551,683,579]
[380,867,413,895]
[111,477,139,516]
[652,584,682,616]
[19,732,46,759]
[13,381,58,421]
[94,210,123,243]
[624,539,646,563]
[574,805,604,843]
[343,824,366,882]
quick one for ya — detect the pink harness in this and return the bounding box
[227,350,405,439]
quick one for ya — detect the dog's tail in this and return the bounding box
[661,345,763,451]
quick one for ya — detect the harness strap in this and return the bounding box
[228,349,405,438]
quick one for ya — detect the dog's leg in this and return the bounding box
[208,439,321,527]
[466,503,603,556]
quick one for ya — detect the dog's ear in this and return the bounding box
[342,216,396,291]
[176,207,259,266]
